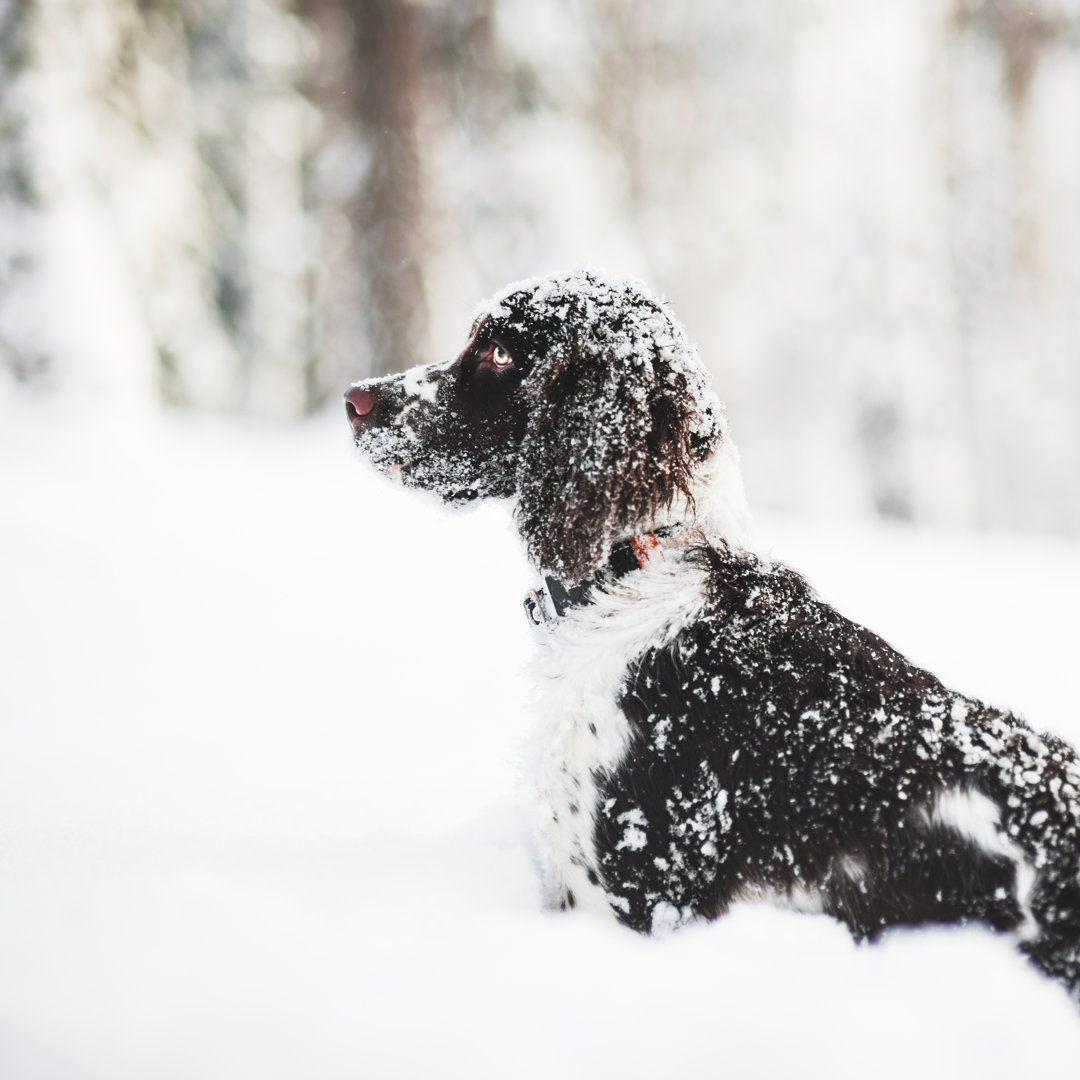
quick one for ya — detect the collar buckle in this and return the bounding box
[523,587,555,626]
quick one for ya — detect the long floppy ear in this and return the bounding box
[513,294,722,585]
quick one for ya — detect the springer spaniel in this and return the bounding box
[345,270,1080,999]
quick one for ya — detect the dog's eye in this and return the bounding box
[491,345,512,368]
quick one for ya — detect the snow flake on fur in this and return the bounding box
[593,542,1080,997]
[476,271,726,583]
[347,269,1080,1003]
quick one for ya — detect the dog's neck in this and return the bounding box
[523,525,695,626]
[522,442,752,626]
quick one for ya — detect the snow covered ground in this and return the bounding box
[2,396,1080,1079]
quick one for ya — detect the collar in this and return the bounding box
[523,526,683,627]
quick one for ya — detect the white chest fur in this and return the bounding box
[530,557,710,918]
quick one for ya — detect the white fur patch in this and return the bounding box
[531,555,711,919]
[933,787,1039,939]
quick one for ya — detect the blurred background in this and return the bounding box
[4,6,1080,1072]
[2,0,1079,531]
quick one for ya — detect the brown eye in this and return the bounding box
[491,345,512,368]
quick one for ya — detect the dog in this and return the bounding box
[345,270,1080,998]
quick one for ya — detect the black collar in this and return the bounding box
[523,528,677,626]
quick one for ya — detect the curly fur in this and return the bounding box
[345,270,1080,1002]
[483,274,724,582]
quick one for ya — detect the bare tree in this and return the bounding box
[299,0,427,384]
[0,0,43,386]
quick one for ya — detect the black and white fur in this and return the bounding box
[346,270,1080,998]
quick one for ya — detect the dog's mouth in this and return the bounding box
[352,426,411,484]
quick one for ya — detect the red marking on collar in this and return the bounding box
[631,532,663,568]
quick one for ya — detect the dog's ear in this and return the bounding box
[514,297,722,585]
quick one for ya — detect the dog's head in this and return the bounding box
[346,271,729,584]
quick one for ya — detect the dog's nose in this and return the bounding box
[345,386,376,436]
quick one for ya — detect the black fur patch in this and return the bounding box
[589,543,1080,991]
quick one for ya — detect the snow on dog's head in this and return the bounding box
[345,271,734,584]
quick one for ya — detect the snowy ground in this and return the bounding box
[2,396,1080,1079]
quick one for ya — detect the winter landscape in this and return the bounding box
[2,394,1079,1078]
[3,1,1080,1075]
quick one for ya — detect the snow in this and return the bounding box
[2,397,1080,1078]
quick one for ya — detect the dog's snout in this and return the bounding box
[345,386,377,436]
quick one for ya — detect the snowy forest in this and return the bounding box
[4,3,1080,1077]
[3,0,1079,533]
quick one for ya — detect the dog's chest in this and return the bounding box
[530,562,708,916]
